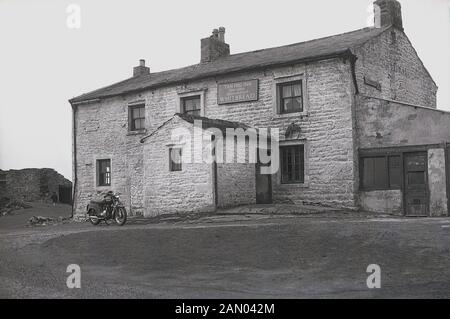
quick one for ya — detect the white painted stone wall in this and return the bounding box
[428,148,447,217]
[74,57,358,217]
[142,117,215,216]
[359,190,402,215]
[73,28,440,217]
[354,28,437,107]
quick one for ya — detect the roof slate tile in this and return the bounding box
[70,27,389,104]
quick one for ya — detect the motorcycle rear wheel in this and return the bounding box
[88,209,101,225]
[114,207,127,226]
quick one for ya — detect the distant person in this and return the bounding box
[51,192,58,206]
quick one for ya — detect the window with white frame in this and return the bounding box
[181,95,201,116]
[129,104,145,131]
[169,147,182,172]
[277,80,303,114]
[97,159,111,186]
[280,144,305,184]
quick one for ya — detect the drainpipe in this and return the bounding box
[443,141,449,216]
[348,52,359,95]
[71,103,78,219]
[212,136,218,210]
[346,50,360,210]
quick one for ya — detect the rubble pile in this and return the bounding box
[0,198,32,217]
[28,215,71,226]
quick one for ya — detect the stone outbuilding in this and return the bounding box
[140,113,266,215]
[69,0,450,218]
[0,168,72,204]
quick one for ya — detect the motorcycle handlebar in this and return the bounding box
[100,191,121,197]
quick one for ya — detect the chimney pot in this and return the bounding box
[201,28,230,63]
[218,27,225,42]
[139,59,145,67]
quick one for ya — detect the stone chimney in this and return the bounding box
[374,0,403,30]
[133,59,150,77]
[200,27,230,63]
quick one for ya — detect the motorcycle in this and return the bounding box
[86,191,127,226]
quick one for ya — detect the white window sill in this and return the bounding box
[95,185,112,190]
[127,129,147,136]
[274,111,309,119]
[277,181,310,188]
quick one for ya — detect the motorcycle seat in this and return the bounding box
[90,200,104,205]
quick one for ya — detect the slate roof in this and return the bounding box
[70,26,390,104]
[140,113,252,143]
[177,113,250,131]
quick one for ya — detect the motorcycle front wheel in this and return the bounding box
[114,207,127,226]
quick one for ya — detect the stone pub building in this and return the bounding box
[69,0,450,218]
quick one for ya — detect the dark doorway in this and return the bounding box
[59,185,72,204]
[256,150,272,204]
[404,152,428,216]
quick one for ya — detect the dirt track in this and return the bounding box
[1,203,450,298]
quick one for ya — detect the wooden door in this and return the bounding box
[404,152,428,216]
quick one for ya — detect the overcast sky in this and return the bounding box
[0,0,449,180]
